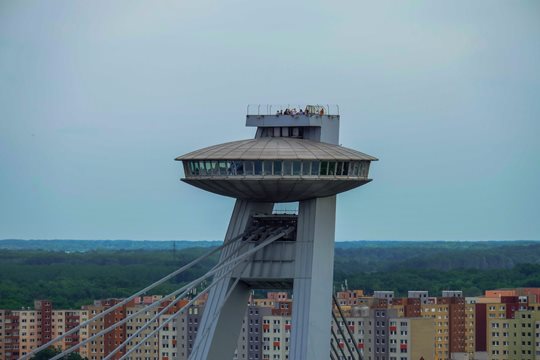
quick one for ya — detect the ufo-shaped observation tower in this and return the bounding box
[176,105,377,360]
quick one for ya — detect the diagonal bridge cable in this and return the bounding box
[330,340,340,360]
[24,228,260,360]
[102,229,269,360]
[332,294,363,360]
[332,308,357,359]
[331,326,349,360]
[46,227,270,360]
[49,225,293,360]
[130,259,249,360]
[118,257,240,360]
[187,254,253,359]
[112,226,295,360]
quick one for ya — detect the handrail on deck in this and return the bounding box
[247,104,339,116]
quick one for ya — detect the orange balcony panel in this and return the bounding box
[273,341,280,347]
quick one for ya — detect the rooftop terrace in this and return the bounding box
[246,104,340,116]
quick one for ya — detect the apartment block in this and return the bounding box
[388,317,434,360]
[464,299,476,357]
[374,291,395,305]
[4,288,540,360]
[261,315,291,360]
[486,309,540,360]
[159,299,188,360]
[177,304,203,360]
[336,290,366,307]
[0,310,19,360]
[408,291,429,305]
[236,305,272,360]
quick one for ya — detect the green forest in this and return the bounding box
[1,241,540,309]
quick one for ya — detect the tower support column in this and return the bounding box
[189,199,273,360]
[290,195,337,360]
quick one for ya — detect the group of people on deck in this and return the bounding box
[276,107,325,116]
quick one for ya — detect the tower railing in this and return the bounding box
[247,104,339,116]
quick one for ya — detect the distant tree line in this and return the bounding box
[1,241,540,309]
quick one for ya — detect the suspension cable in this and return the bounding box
[47,229,268,360]
[188,258,251,358]
[333,294,363,360]
[135,264,248,360]
[332,308,357,359]
[103,236,257,360]
[330,340,340,360]
[20,230,253,360]
[118,260,239,360]
[331,327,348,360]
[117,227,292,359]
[50,231,262,360]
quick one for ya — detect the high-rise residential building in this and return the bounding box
[374,291,395,305]
[102,299,128,360]
[34,300,52,346]
[18,309,40,358]
[408,291,430,305]
[7,288,540,360]
[177,305,203,360]
[158,313,179,360]
[336,290,366,307]
[486,308,540,360]
[392,298,421,318]
[331,307,368,358]
[420,294,466,360]
[0,311,4,360]
[0,310,20,360]
[442,291,463,298]
[50,309,86,352]
[475,295,522,356]
[464,298,476,358]
[158,299,188,360]
[1,300,87,360]
[235,305,272,360]
[331,306,434,360]
[125,303,160,360]
[388,317,434,360]
[261,315,291,360]
[442,296,466,355]
[83,302,107,360]
[77,310,90,360]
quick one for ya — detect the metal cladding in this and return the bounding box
[176,137,377,202]
[181,178,370,202]
[177,137,377,161]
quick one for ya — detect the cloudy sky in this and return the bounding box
[1,1,539,241]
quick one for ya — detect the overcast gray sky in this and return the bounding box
[1,1,539,241]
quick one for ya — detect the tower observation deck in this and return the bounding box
[175,105,377,360]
